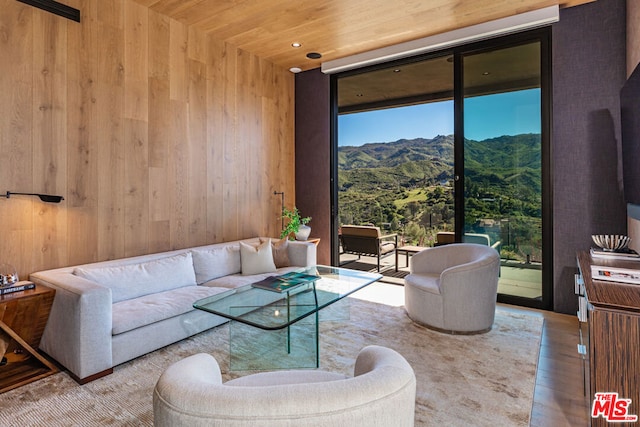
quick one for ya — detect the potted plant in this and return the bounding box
[280,207,312,240]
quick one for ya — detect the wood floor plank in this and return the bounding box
[530,308,590,426]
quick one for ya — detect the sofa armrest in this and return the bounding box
[29,271,114,381]
[287,240,317,267]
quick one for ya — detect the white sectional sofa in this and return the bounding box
[30,237,316,383]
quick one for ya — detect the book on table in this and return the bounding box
[590,247,640,261]
[591,265,640,285]
[251,272,320,292]
[0,281,35,295]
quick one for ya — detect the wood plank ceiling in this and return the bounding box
[133,0,596,72]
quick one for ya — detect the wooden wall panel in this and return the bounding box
[205,37,225,243]
[222,42,239,243]
[0,0,295,278]
[66,0,99,266]
[96,13,125,261]
[187,58,208,247]
[32,12,68,269]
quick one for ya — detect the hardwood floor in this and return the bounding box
[498,304,590,426]
[528,308,590,426]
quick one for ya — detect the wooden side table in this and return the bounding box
[0,283,58,393]
[395,245,427,271]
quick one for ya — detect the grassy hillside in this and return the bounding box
[338,133,542,260]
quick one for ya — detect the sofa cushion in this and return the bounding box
[111,286,228,335]
[191,244,241,284]
[73,252,197,303]
[240,240,276,275]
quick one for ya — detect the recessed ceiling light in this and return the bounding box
[482,71,491,76]
[306,52,322,59]
[393,69,401,73]
[291,42,301,48]
[289,67,302,73]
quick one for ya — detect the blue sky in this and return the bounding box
[338,88,541,146]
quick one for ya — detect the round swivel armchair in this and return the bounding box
[404,243,500,334]
[153,345,416,426]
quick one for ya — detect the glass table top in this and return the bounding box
[193,265,382,330]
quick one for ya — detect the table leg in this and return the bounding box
[286,296,291,354]
[395,250,399,272]
[0,329,9,366]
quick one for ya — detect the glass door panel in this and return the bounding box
[336,55,454,268]
[462,42,544,302]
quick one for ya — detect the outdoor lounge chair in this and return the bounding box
[340,225,398,271]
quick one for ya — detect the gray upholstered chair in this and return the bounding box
[404,243,500,334]
[153,345,416,427]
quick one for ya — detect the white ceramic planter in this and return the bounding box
[295,225,311,241]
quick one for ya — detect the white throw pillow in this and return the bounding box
[192,245,242,284]
[73,252,197,303]
[240,240,277,275]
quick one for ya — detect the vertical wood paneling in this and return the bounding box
[123,1,149,257]
[205,37,225,243]
[32,12,68,269]
[148,9,171,246]
[96,14,125,260]
[237,49,254,239]
[124,118,149,256]
[0,1,34,273]
[222,43,239,242]
[66,0,99,265]
[187,57,208,247]
[0,0,295,278]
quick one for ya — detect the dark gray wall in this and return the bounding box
[552,0,626,314]
[295,70,331,265]
[295,0,627,314]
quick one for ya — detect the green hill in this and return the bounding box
[338,134,542,251]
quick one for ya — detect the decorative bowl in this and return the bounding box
[591,234,631,251]
[0,263,19,287]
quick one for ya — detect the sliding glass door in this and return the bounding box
[332,29,552,309]
[459,36,550,308]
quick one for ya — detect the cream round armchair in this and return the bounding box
[153,345,416,426]
[404,243,500,334]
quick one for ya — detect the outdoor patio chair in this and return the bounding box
[340,225,398,271]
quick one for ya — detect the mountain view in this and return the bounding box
[338,133,542,262]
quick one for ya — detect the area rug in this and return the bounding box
[0,297,543,426]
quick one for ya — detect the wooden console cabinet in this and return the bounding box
[577,252,640,426]
[0,283,58,393]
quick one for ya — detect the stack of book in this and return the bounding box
[591,265,640,285]
[590,247,640,261]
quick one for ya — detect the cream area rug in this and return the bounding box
[0,284,543,426]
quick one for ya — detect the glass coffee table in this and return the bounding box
[193,265,381,371]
